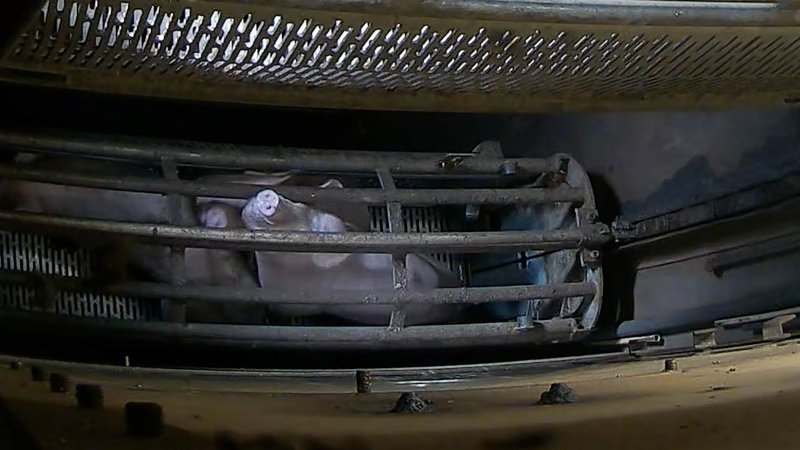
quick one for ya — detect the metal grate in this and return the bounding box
[369,206,460,274]
[0,230,159,320]
[1,0,800,111]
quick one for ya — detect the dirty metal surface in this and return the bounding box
[0,351,632,394]
[3,0,800,112]
[611,195,800,340]
[2,341,800,449]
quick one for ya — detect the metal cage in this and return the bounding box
[0,129,607,350]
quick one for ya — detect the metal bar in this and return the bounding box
[0,211,610,253]
[0,309,581,349]
[0,164,585,206]
[0,351,632,394]
[616,172,800,242]
[377,169,408,330]
[0,270,596,305]
[161,157,190,323]
[707,232,800,276]
[0,129,558,176]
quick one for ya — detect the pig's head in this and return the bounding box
[242,187,347,233]
[242,186,350,269]
[242,190,297,230]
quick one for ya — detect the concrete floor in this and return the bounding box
[3,341,800,449]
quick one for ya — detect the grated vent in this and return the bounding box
[369,205,460,273]
[2,0,800,111]
[0,230,159,320]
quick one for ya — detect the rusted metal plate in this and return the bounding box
[2,0,800,112]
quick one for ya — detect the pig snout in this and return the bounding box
[242,190,281,229]
[252,190,280,220]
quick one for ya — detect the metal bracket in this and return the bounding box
[715,308,800,347]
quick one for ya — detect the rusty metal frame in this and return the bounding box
[2,0,800,112]
[0,128,606,350]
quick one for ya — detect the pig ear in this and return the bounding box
[243,170,295,186]
[200,205,229,229]
[319,179,344,189]
[311,212,347,233]
[309,212,349,268]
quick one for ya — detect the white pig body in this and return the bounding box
[1,157,263,323]
[184,203,265,324]
[242,189,461,325]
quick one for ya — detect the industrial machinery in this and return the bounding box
[0,1,799,449]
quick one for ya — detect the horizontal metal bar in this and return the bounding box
[716,305,800,328]
[707,232,800,276]
[0,164,585,206]
[0,351,632,393]
[0,309,581,350]
[616,172,800,242]
[0,128,558,176]
[0,270,595,304]
[0,211,610,253]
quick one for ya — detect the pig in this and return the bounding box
[181,202,267,324]
[242,188,462,325]
[1,156,268,323]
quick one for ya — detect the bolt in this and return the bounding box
[75,384,104,410]
[9,361,21,370]
[30,365,48,382]
[125,402,164,438]
[49,373,70,393]
[664,359,678,372]
[356,370,371,394]
[589,250,601,259]
[500,161,518,176]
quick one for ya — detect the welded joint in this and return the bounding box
[522,318,579,338]
[516,300,538,329]
[535,156,570,187]
[462,141,504,220]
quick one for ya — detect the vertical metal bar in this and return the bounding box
[377,169,407,330]
[160,157,193,323]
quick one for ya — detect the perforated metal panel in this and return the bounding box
[369,205,461,274]
[0,230,159,320]
[2,0,800,111]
